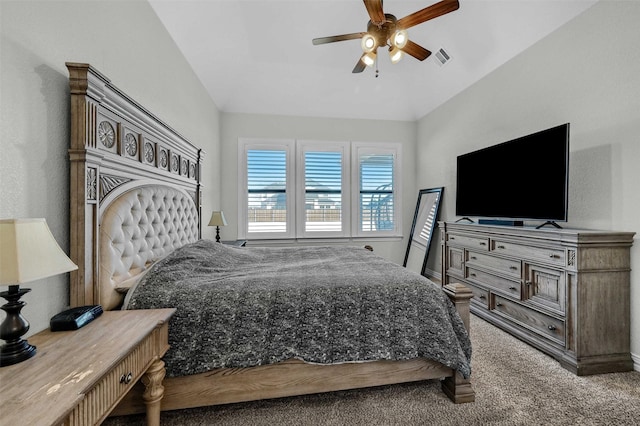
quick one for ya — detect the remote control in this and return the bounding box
[50,305,103,331]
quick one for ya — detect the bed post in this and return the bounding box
[442,283,475,403]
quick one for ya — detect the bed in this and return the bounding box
[66,63,475,419]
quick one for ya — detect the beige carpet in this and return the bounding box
[105,315,640,425]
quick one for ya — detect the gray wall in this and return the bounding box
[0,0,221,334]
[415,1,640,361]
[219,112,417,262]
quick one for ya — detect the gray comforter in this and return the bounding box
[125,239,471,379]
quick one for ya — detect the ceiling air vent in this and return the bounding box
[435,48,452,66]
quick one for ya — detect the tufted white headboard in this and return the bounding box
[67,63,204,310]
[99,185,200,309]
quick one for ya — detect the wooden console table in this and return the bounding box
[0,308,175,425]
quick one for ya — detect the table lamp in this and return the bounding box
[208,211,227,243]
[0,218,78,366]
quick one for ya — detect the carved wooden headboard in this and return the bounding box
[67,63,204,309]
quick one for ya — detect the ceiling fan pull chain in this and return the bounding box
[375,56,379,78]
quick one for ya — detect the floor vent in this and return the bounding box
[435,48,452,66]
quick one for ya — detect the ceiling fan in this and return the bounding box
[312,0,460,73]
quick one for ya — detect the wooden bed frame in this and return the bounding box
[66,63,474,417]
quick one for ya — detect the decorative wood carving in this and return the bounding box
[98,121,116,148]
[159,149,168,170]
[100,174,132,202]
[124,133,138,157]
[170,153,179,173]
[87,167,97,202]
[144,141,155,164]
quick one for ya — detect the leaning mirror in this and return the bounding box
[403,187,444,277]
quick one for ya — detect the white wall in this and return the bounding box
[220,113,417,263]
[415,1,640,361]
[0,0,221,335]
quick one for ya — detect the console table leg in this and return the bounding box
[141,359,166,426]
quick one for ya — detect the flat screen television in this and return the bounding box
[455,123,569,225]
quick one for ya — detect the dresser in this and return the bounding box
[440,222,634,375]
[0,308,175,426]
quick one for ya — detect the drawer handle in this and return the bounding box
[496,303,503,307]
[479,295,486,300]
[469,273,476,277]
[479,242,487,246]
[510,266,518,270]
[497,245,506,249]
[509,286,517,290]
[450,236,456,240]
[120,372,133,385]
[470,256,477,260]
[547,325,557,331]
[549,254,560,259]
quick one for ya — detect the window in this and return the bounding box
[297,141,349,238]
[238,138,401,240]
[240,139,294,239]
[354,144,397,236]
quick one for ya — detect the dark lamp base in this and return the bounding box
[0,284,36,367]
[0,339,36,367]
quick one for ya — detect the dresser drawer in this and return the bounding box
[494,295,565,345]
[447,233,490,251]
[68,332,157,425]
[492,240,565,266]
[466,267,521,299]
[466,250,521,279]
[464,281,490,309]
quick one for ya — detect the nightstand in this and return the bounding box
[0,308,175,426]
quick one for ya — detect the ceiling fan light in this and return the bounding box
[391,30,408,49]
[389,47,404,64]
[362,52,376,67]
[361,34,377,53]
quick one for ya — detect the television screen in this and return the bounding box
[455,123,569,222]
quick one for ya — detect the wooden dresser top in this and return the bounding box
[0,309,175,426]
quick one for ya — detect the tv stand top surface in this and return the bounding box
[442,221,635,243]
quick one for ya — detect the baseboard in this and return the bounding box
[632,351,640,372]
[424,267,441,283]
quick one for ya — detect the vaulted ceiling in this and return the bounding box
[149,0,597,121]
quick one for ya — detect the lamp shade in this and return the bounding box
[207,211,228,227]
[0,218,78,285]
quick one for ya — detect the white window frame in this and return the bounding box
[296,140,351,239]
[351,142,403,238]
[238,138,402,241]
[238,138,295,240]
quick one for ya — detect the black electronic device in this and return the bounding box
[50,305,103,331]
[456,123,570,225]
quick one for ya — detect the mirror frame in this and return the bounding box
[403,187,444,276]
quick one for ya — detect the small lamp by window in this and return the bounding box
[0,218,78,367]
[208,211,228,243]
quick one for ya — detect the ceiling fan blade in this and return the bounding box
[363,0,385,25]
[353,56,367,73]
[402,40,432,61]
[397,0,459,30]
[313,32,366,45]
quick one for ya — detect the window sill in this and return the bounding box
[244,235,404,246]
